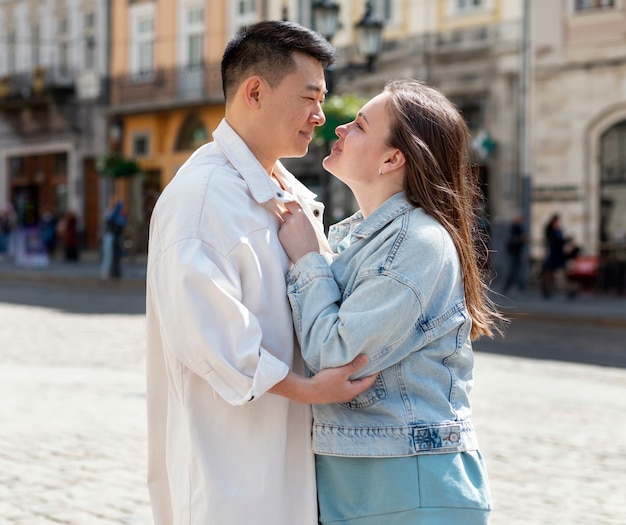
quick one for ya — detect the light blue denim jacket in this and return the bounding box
[286,192,480,457]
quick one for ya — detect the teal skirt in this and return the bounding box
[315,451,492,525]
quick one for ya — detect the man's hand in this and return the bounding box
[278,201,320,263]
[270,354,377,404]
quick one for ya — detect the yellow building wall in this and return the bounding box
[438,0,503,32]
[110,0,229,189]
[122,105,225,187]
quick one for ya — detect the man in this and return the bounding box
[146,21,376,525]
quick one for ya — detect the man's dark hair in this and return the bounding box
[221,20,335,102]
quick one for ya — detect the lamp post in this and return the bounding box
[519,0,532,286]
[310,0,384,228]
[312,0,340,41]
[355,1,384,72]
[312,0,384,81]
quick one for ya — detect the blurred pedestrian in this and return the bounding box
[0,206,15,260]
[541,213,566,298]
[58,211,79,262]
[100,200,126,279]
[40,210,58,257]
[503,213,527,293]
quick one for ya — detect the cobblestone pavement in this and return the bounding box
[1,282,625,524]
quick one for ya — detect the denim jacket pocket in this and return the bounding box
[341,374,387,410]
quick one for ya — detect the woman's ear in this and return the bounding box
[384,149,405,172]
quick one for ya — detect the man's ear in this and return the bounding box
[242,76,263,108]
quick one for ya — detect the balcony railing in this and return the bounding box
[0,67,77,101]
[109,63,223,110]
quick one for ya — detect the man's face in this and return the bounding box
[261,52,327,161]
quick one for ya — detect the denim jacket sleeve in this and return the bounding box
[286,252,422,379]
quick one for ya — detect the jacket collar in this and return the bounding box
[213,118,317,204]
[333,192,414,242]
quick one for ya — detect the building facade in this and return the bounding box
[310,0,625,286]
[0,0,109,251]
[531,0,626,274]
[1,0,624,283]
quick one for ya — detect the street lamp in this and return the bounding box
[310,1,384,229]
[312,0,383,72]
[355,1,384,72]
[312,0,340,41]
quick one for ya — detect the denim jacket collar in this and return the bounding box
[330,192,414,247]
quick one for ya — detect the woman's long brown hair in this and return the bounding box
[384,79,503,339]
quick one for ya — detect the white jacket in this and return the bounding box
[146,119,328,525]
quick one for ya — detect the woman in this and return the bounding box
[279,79,503,524]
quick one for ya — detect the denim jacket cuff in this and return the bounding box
[286,252,332,288]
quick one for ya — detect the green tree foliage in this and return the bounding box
[96,153,141,178]
[315,94,367,143]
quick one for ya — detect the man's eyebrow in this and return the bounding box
[305,84,327,96]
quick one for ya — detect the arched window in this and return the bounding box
[599,120,626,243]
[175,114,209,151]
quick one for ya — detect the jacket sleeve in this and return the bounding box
[286,253,425,379]
[149,237,289,406]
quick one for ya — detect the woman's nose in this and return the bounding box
[335,124,347,138]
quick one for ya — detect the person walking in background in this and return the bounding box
[0,205,15,260]
[541,213,566,298]
[58,211,79,262]
[100,200,126,279]
[503,213,527,294]
[279,79,501,524]
[40,210,58,257]
[145,21,376,525]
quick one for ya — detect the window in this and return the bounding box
[238,0,256,16]
[448,0,490,17]
[84,12,96,69]
[132,133,150,156]
[180,4,205,68]
[55,153,68,177]
[7,31,16,74]
[372,0,400,26]
[57,17,70,76]
[229,0,258,35]
[575,0,615,11]
[454,97,484,132]
[130,3,156,78]
[175,115,209,151]
[600,121,626,243]
[457,0,485,10]
[31,25,41,68]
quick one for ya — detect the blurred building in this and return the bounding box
[296,0,626,274]
[0,0,109,250]
[1,0,624,272]
[531,0,626,264]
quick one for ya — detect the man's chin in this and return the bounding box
[282,147,310,159]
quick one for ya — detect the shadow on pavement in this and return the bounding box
[0,280,146,315]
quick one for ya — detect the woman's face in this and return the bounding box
[322,92,395,187]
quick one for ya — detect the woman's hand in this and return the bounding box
[270,354,378,404]
[278,201,320,263]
